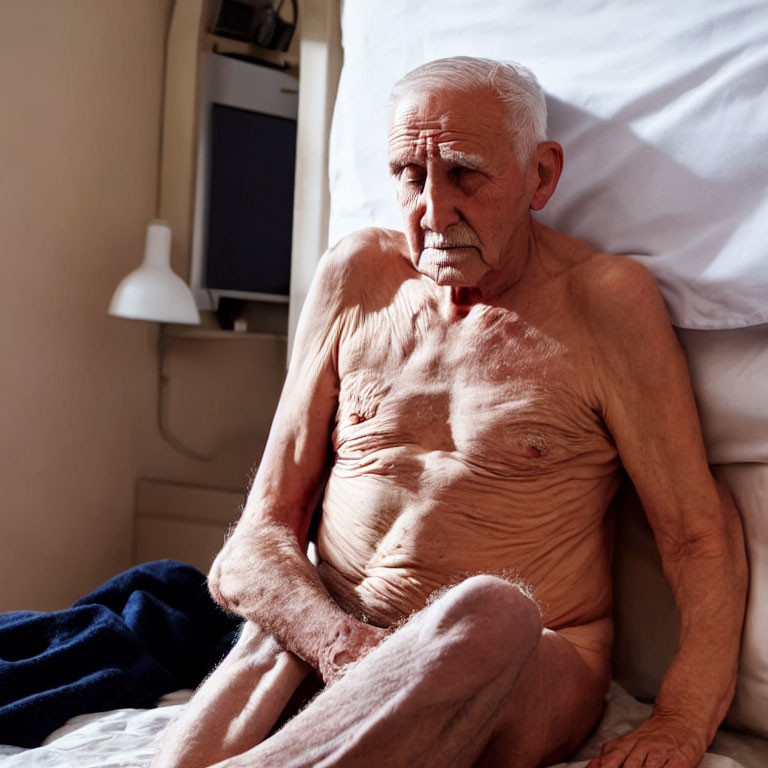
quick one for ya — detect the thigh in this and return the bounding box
[221,575,544,768]
[152,622,310,768]
[478,629,609,768]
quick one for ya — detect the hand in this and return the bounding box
[317,618,390,684]
[587,713,707,768]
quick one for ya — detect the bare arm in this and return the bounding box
[585,261,747,768]
[209,237,387,682]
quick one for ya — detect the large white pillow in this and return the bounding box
[612,464,768,739]
[716,463,768,738]
[330,0,768,330]
[677,326,768,465]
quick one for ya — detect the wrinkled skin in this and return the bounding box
[316,227,619,666]
[153,84,747,768]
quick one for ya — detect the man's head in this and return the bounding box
[390,57,547,165]
[387,56,562,290]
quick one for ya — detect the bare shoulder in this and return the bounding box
[331,226,408,257]
[565,253,694,430]
[531,225,666,333]
[568,253,674,347]
[320,227,410,296]
[294,227,410,358]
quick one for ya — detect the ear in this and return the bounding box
[529,142,564,211]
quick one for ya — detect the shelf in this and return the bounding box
[167,327,287,341]
[204,34,300,75]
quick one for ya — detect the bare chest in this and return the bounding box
[319,293,619,628]
[334,301,612,472]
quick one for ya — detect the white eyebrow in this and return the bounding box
[437,148,489,173]
[388,147,490,176]
[387,150,412,175]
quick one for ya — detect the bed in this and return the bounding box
[3,1,767,765]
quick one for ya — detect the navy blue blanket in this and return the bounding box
[0,560,240,748]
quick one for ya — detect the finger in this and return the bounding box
[637,750,667,768]
[593,738,637,768]
[592,750,629,768]
[621,746,650,768]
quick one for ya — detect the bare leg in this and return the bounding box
[156,576,606,768]
[477,627,608,767]
[152,622,309,768]
[208,575,548,768]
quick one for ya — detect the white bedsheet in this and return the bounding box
[1,685,766,767]
[561,684,768,768]
[330,0,768,329]
[0,691,189,768]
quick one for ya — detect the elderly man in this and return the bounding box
[154,57,747,768]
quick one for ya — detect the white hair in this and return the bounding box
[389,56,547,163]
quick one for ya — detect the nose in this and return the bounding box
[419,174,460,233]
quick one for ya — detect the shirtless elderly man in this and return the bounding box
[154,57,747,768]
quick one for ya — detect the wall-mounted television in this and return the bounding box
[190,52,299,310]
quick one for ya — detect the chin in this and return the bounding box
[430,269,479,287]
[415,248,488,287]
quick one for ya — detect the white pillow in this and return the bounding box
[331,0,768,330]
[716,463,768,738]
[677,326,768,465]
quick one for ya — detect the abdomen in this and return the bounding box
[316,452,617,630]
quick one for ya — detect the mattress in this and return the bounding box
[1,685,766,767]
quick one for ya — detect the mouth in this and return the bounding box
[420,245,480,263]
[422,241,479,249]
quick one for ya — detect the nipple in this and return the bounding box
[347,407,377,425]
[523,437,548,458]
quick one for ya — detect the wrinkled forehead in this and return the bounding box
[389,84,502,130]
[387,87,512,165]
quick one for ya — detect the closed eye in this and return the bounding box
[398,165,426,186]
[449,165,486,191]
[450,166,478,180]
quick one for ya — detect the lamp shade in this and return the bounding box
[109,220,200,325]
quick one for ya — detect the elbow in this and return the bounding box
[207,555,226,609]
[660,483,748,602]
[717,481,749,596]
[207,518,292,618]
[207,546,243,615]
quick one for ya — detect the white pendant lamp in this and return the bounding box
[109,219,200,325]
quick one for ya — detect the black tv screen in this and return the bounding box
[205,103,296,298]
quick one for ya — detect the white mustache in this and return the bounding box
[423,224,480,249]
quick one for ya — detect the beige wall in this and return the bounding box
[0,0,286,610]
[0,0,170,610]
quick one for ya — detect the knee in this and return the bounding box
[423,575,542,673]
